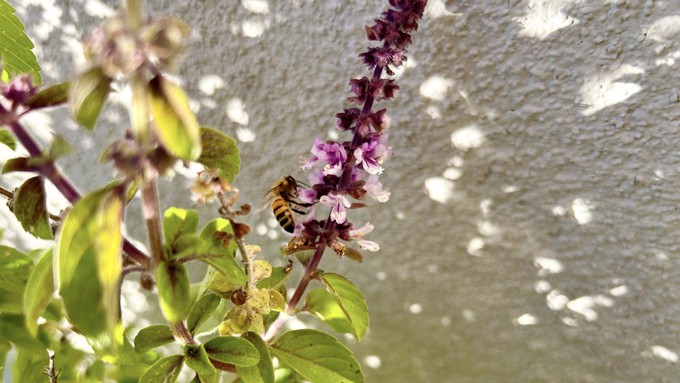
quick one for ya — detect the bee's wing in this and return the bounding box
[258,187,277,213]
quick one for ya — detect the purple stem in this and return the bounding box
[265,66,386,342]
[4,110,151,268]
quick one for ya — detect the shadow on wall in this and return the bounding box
[380,0,680,381]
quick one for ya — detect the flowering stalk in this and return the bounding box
[266,0,426,340]
[0,79,151,269]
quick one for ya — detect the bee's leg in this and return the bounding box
[290,206,308,215]
[289,200,314,208]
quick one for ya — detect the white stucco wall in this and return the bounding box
[4,0,680,382]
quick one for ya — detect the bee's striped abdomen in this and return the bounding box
[272,197,295,233]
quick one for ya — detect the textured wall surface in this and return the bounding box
[4,0,680,382]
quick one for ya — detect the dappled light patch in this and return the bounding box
[419,75,454,101]
[198,74,225,96]
[424,176,454,203]
[451,125,485,150]
[514,0,580,40]
[571,198,594,225]
[579,64,643,116]
[513,313,538,326]
[649,346,679,363]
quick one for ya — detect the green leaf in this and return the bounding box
[0,313,46,354]
[196,372,220,383]
[148,75,201,161]
[187,293,220,335]
[156,261,191,323]
[0,1,42,84]
[270,329,364,383]
[163,207,199,248]
[56,183,125,350]
[274,368,303,383]
[0,129,15,150]
[199,219,247,285]
[257,266,292,290]
[134,325,175,354]
[237,332,275,383]
[117,328,142,366]
[140,354,184,383]
[23,248,53,336]
[319,273,369,340]
[171,234,205,260]
[69,66,111,130]
[199,218,237,256]
[0,246,32,313]
[13,176,52,239]
[197,127,240,182]
[25,82,70,109]
[0,245,33,294]
[1,157,34,173]
[183,344,215,376]
[0,287,22,314]
[203,335,259,367]
[12,348,48,383]
[48,134,73,159]
[303,289,353,335]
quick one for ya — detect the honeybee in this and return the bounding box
[265,176,312,233]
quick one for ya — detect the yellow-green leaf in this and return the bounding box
[303,289,353,335]
[237,332,275,383]
[23,248,54,336]
[0,1,42,84]
[156,261,191,323]
[56,183,124,351]
[1,157,34,173]
[197,127,240,182]
[148,75,201,161]
[319,273,369,340]
[203,336,259,367]
[140,354,184,383]
[183,344,215,376]
[270,329,364,383]
[187,293,220,335]
[68,66,111,130]
[0,313,47,354]
[199,219,247,285]
[47,134,73,159]
[134,325,174,354]
[0,129,15,150]
[13,176,52,239]
[0,246,33,313]
[25,82,70,109]
[257,266,292,290]
[163,207,199,248]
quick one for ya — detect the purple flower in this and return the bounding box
[319,193,352,224]
[2,75,37,105]
[348,223,380,252]
[303,138,347,176]
[354,134,390,175]
[295,0,426,246]
[363,174,391,202]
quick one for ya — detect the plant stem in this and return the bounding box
[265,67,383,342]
[170,322,196,345]
[0,186,13,198]
[231,221,255,292]
[211,358,237,373]
[264,236,328,342]
[5,116,151,268]
[141,174,164,266]
[44,349,59,383]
